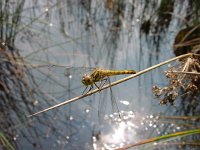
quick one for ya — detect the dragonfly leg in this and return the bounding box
[94,77,108,92]
[95,78,108,92]
[88,85,93,92]
[94,82,100,90]
[82,85,94,95]
[82,86,88,95]
[99,78,108,88]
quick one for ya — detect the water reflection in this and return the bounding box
[93,111,198,150]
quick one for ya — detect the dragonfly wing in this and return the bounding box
[64,66,96,77]
[98,91,108,121]
[97,77,120,121]
[107,78,120,116]
[32,65,71,89]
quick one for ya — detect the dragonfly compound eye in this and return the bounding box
[82,75,93,86]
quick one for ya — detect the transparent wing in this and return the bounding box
[97,77,121,122]
[31,64,95,81]
[28,65,95,100]
[64,66,95,78]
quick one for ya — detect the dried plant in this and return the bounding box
[153,55,200,105]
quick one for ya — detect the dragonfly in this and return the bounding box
[81,68,136,94]
[79,68,136,119]
[29,65,136,117]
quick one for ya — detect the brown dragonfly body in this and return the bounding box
[82,68,136,88]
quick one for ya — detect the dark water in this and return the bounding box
[0,0,200,150]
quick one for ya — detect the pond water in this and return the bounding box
[1,0,200,150]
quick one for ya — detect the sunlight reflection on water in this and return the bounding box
[93,111,185,150]
[93,111,143,149]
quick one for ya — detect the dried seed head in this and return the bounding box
[159,97,168,105]
[170,79,181,87]
[154,56,200,106]
[165,69,178,79]
[152,86,162,97]
[168,91,178,100]
[187,83,198,93]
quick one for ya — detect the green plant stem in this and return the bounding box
[0,132,14,150]
[117,128,200,150]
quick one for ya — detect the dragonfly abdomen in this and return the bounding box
[89,69,136,83]
[103,70,136,76]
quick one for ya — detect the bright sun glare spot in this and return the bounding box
[140,121,144,125]
[68,75,72,78]
[101,122,127,147]
[153,142,158,145]
[127,121,139,129]
[136,18,140,22]
[119,100,130,105]
[93,136,96,142]
[112,122,126,142]
[93,143,97,150]
[109,114,113,118]
[149,121,153,126]
[69,116,73,120]
[85,108,90,113]
[153,124,157,128]
[120,110,124,113]
[123,115,129,120]
[45,7,49,12]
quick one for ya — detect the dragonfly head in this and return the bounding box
[82,74,93,86]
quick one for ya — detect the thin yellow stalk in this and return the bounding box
[167,71,200,75]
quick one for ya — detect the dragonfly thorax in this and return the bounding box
[82,74,94,86]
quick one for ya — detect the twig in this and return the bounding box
[166,71,200,75]
[28,53,200,117]
[159,115,200,121]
